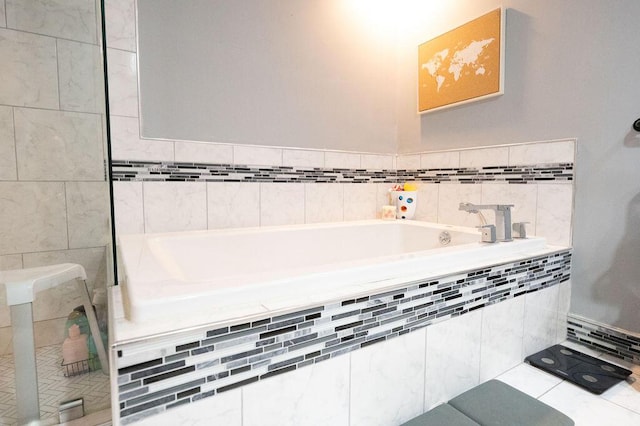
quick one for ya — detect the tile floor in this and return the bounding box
[0,341,638,425]
[0,345,110,426]
[495,340,640,426]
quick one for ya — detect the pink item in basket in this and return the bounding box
[62,324,88,364]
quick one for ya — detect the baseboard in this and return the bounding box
[567,313,640,365]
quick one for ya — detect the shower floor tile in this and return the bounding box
[0,345,110,426]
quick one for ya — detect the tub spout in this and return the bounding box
[459,202,514,242]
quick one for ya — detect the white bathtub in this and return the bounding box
[116,220,554,339]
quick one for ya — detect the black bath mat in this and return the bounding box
[525,344,632,394]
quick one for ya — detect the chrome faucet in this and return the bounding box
[459,202,514,242]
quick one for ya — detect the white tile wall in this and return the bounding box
[143,182,208,233]
[556,280,572,342]
[0,182,68,255]
[14,108,104,181]
[523,285,560,356]
[424,309,482,410]
[0,106,16,180]
[350,330,426,426]
[243,355,350,426]
[135,389,242,426]
[260,183,305,226]
[479,296,526,382]
[113,181,144,235]
[234,145,282,166]
[325,151,361,169]
[110,115,174,161]
[6,0,96,43]
[396,154,420,170]
[437,184,483,227]
[282,149,324,168]
[0,254,22,270]
[65,182,111,248]
[509,140,575,166]
[116,181,406,236]
[0,28,58,109]
[343,184,377,221]
[107,48,139,117]
[207,182,260,229]
[375,183,393,218]
[105,0,136,52]
[536,183,573,246]
[421,151,460,169]
[360,154,393,170]
[57,39,103,113]
[414,183,439,222]
[403,140,576,169]
[460,146,509,168]
[305,183,344,223]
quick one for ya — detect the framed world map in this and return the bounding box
[418,8,505,113]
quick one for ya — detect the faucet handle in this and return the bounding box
[477,224,497,243]
[512,222,529,239]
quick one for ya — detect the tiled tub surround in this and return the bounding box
[567,314,640,364]
[111,248,571,425]
[112,139,576,247]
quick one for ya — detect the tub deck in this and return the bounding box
[114,220,560,341]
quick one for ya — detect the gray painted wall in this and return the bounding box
[397,0,640,332]
[137,0,398,153]
[135,0,640,332]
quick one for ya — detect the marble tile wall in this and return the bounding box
[406,139,575,247]
[113,278,570,425]
[0,0,110,355]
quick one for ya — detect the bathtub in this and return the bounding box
[112,220,571,425]
[116,220,551,338]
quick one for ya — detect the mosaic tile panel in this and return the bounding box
[111,160,573,184]
[567,314,640,364]
[115,250,571,424]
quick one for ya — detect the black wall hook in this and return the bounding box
[634,118,640,132]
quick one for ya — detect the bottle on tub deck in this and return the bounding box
[62,324,89,365]
[388,182,418,220]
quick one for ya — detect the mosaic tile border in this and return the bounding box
[111,160,573,184]
[115,249,571,424]
[567,314,640,364]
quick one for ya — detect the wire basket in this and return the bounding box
[61,357,97,377]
